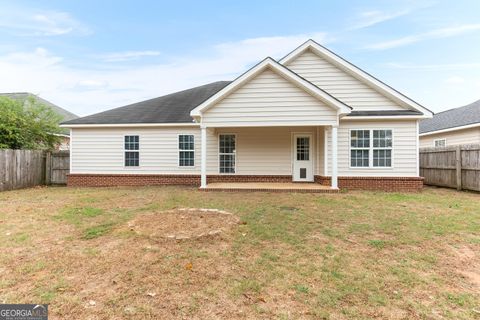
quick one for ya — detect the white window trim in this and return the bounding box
[177,134,195,168]
[348,129,395,169]
[123,134,140,168]
[218,133,237,174]
[433,138,447,148]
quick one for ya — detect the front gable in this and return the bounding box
[201,68,339,127]
[281,40,433,117]
[191,58,351,127]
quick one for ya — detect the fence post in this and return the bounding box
[456,145,462,191]
[45,151,52,185]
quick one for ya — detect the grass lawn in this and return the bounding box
[0,186,479,319]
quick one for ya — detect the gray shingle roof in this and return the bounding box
[62,81,231,125]
[420,99,480,134]
[0,92,78,134]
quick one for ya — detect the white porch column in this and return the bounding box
[331,125,338,189]
[200,126,207,188]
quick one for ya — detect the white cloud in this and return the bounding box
[350,9,411,30]
[0,33,329,116]
[0,5,90,36]
[365,24,480,50]
[101,51,161,62]
[445,76,465,84]
[384,62,480,70]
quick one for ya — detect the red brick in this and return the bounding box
[67,174,424,192]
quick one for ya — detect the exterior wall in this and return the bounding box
[419,127,480,148]
[326,120,418,177]
[71,127,202,174]
[285,49,405,111]
[201,68,338,127]
[71,126,319,176]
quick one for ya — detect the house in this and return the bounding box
[420,99,480,148]
[0,92,78,150]
[61,40,433,192]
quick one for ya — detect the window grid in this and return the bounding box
[350,130,393,168]
[178,135,195,167]
[124,135,139,167]
[350,130,370,167]
[296,137,310,161]
[434,139,446,148]
[372,130,392,167]
[219,134,236,173]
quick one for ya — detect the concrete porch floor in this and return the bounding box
[201,182,338,193]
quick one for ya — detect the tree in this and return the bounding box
[0,96,63,150]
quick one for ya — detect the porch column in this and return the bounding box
[200,126,207,188]
[331,125,338,189]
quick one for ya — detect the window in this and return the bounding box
[350,129,393,168]
[296,137,310,161]
[373,130,392,167]
[124,135,139,167]
[219,134,235,173]
[350,130,370,167]
[434,138,446,148]
[179,135,194,166]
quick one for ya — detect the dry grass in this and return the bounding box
[0,186,479,319]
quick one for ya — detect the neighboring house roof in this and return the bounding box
[1,92,78,135]
[420,99,480,134]
[62,81,231,125]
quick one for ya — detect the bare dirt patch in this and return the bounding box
[449,245,480,289]
[124,208,241,241]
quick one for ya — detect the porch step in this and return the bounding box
[200,182,339,193]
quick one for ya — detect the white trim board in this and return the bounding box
[280,39,433,118]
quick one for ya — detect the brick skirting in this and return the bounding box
[67,174,424,192]
[315,175,424,192]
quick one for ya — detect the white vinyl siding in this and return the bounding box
[285,49,407,111]
[326,120,418,177]
[71,126,319,176]
[71,127,202,174]
[201,69,338,127]
[419,127,480,148]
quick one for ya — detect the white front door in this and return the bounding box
[293,134,314,182]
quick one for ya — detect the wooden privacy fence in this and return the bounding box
[0,149,70,191]
[420,144,480,192]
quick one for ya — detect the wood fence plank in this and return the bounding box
[420,144,480,192]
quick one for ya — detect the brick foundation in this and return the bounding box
[315,176,424,192]
[67,174,424,192]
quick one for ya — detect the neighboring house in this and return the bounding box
[420,99,480,148]
[0,92,78,150]
[61,40,433,191]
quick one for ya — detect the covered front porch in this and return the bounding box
[198,125,339,190]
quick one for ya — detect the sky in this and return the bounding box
[0,0,479,116]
